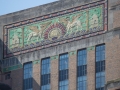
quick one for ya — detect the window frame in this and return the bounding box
[95,44,105,90]
[23,62,33,90]
[59,53,69,90]
[77,48,87,90]
[40,57,51,90]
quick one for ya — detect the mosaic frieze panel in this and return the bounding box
[3,0,108,58]
[9,28,23,49]
[9,6,102,49]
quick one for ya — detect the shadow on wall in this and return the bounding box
[0,39,40,90]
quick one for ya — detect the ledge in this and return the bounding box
[106,78,120,85]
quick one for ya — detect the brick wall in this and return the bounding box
[1,73,11,88]
[11,68,23,90]
[33,63,40,90]
[87,49,95,90]
[69,53,77,90]
[51,57,59,90]
[106,35,120,82]
[113,10,120,29]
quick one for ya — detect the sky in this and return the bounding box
[0,0,58,16]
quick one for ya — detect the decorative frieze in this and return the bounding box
[2,64,22,73]
[3,0,108,58]
[69,51,77,56]
[51,55,59,60]
[33,60,40,65]
[87,46,95,51]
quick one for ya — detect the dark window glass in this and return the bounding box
[59,69,68,81]
[23,62,33,90]
[77,49,87,90]
[5,73,10,80]
[96,45,105,90]
[59,54,69,90]
[41,74,50,85]
[41,58,50,90]
[77,65,87,77]
[96,61,105,73]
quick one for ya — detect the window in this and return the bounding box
[5,73,10,80]
[41,58,50,90]
[59,53,69,90]
[77,49,87,90]
[96,45,105,90]
[23,62,33,90]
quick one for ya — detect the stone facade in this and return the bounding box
[0,0,120,90]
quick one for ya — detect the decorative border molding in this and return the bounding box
[3,0,108,58]
[87,46,95,51]
[33,60,40,65]
[2,64,22,73]
[69,51,77,56]
[51,55,59,60]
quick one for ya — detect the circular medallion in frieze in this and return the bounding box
[44,23,66,40]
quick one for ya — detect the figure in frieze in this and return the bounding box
[59,14,82,35]
[66,14,82,33]
[11,34,20,48]
[89,6,103,31]
[9,28,23,49]
[26,21,52,43]
[89,14,99,29]
[27,26,42,42]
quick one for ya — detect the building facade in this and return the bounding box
[0,0,120,90]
